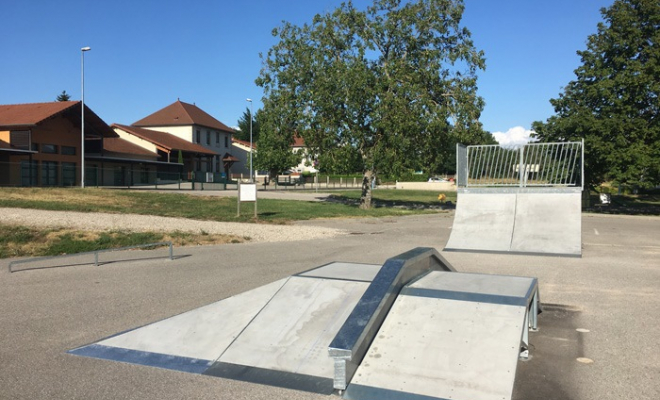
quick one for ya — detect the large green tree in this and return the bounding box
[533,0,659,189]
[256,0,487,208]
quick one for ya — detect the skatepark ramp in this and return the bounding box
[69,248,541,400]
[445,141,584,257]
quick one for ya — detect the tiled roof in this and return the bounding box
[232,137,257,149]
[222,153,239,162]
[112,124,219,156]
[103,137,158,157]
[293,135,305,147]
[0,101,117,138]
[132,100,234,133]
[0,101,78,127]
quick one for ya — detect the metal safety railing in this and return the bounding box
[8,241,173,273]
[457,140,584,188]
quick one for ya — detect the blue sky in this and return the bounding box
[1,0,613,144]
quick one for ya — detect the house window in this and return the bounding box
[216,132,220,145]
[42,161,58,186]
[196,130,201,143]
[20,160,38,186]
[206,130,211,145]
[42,144,58,154]
[224,136,229,148]
[10,130,30,150]
[62,162,76,186]
[61,146,76,155]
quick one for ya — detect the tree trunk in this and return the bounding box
[360,170,373,209]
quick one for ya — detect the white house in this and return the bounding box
[132,100,235,174]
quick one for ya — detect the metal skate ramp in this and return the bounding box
[445,188,582,256]
[446,141,584,257]
[69,261,383,394]
[69,248,540,399]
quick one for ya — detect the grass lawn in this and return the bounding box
[0,224,245,260]
[0,187,444,224]
[0,187,449,259]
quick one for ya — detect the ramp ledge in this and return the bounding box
[327,247,455,391]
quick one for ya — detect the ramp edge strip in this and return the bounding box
[204,361,335,394]
[442,247,582,258]
[344,383,451,400]
[328,247,456,391]
[68,344,213,374]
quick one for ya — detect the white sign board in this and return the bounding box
[239,183,257,202]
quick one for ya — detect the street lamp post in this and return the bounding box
[81,46,91,188]
[246,98,253,182]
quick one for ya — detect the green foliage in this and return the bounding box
[235,107,261,142]
[533,0,660,189]
[256,0,487,208]
[253,109,302,177]
[56,90,71,101]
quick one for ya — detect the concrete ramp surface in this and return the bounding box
[69,249,540,399]
[344,271,538,400]
[445,188,582,257]
[70,262,381,394]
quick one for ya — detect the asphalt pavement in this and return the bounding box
[1,212,658,400]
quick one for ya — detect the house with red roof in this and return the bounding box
[130,100,236,177]
[0,101,165,187]
[1,99,238,187]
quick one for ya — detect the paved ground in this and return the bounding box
[1,212,658,400]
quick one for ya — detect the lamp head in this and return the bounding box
[81,47,91,52]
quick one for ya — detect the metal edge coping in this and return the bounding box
[457,187,583,194]
[399,287,530,307]
[67,344,213,374]
[442,247,582,258]
[328,248,455,389]
[204,361,335,395]
[344,383,453,400]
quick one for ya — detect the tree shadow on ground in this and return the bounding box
[323,195,456,210]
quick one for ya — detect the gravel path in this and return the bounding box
[0,207,347,243]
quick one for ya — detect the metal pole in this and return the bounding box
[581,139,585,189]
[81,47,91,187]
[246,98,253,182]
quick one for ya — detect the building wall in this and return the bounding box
[5,117,81,186]
[192,125,232,173]
[292,146,318,173]
[85,161,158,187]
[114,128,159,154]
[145,125,193,143]
[0,130,10,144]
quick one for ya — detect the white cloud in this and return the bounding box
[491,126,536,146]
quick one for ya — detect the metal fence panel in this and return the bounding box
[459,141,583,188]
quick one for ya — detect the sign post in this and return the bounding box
[237,181,258,219]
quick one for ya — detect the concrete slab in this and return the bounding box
[345,271,537,400]
[298,262,381,282]
[444,192,516,252]
[511,192,582,256]
[92,279,287,361]
[210,276,370,392]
